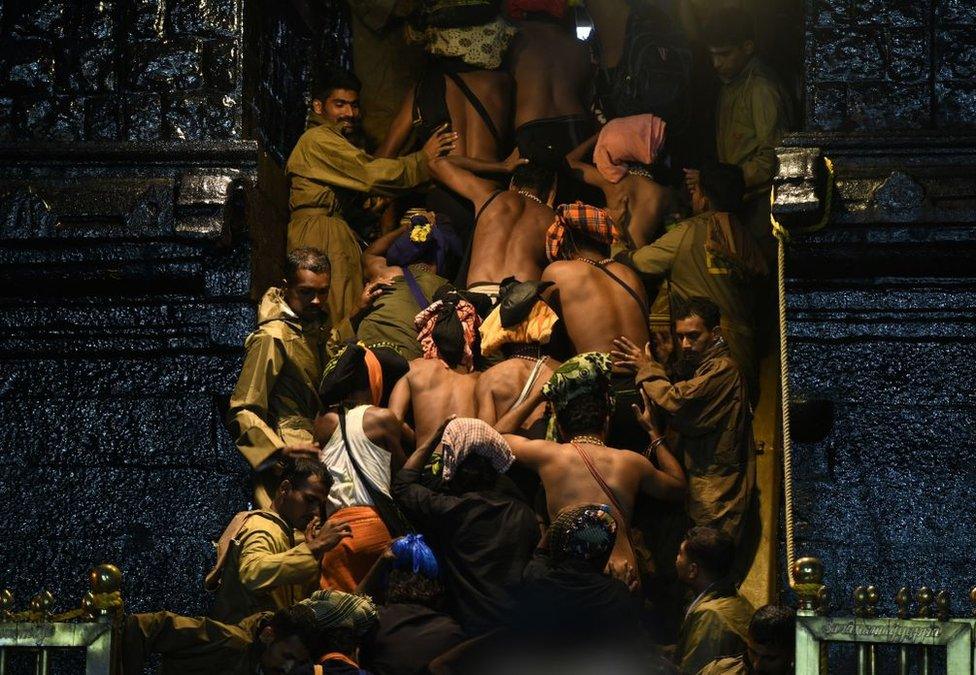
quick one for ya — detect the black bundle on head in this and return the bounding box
[432,300,466,369]
[319,343,369,406]
[497,277,554,328]
[698,162,745,213]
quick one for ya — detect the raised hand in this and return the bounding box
[423,123,458,162]
[611,335,652,373]
[305,517,353,560]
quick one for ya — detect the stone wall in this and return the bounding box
[775,136,976,625]
[0,0,244,142]
[806,0,976,130]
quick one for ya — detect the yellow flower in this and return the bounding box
[410,223,432,243]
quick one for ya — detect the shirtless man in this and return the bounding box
[429,158,556,300]
[388,293,482,448]
[499,353,686,581]
[566,124,672,248]
[540,203,650,356]
[506,1,593,172]
[475,279,562,438]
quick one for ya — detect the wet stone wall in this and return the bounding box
[0,0,244,142]
[777,136,976,637]
[806,0,976,130]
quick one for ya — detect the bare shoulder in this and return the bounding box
[365,406,401,432]
[606,260,645,288]
[542,260,581,281]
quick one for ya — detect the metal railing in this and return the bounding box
[0,564,123,675]
[792,557,976,674]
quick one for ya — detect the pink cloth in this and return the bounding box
[441,418,515,481]
[593,114,667,184]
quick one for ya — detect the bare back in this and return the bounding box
[543,260,650,354]
[466,192,553,285]
[444,70,512,161]
[395,359,480,447]
[605,175,671,248]
[509,21,591,127]
[476,357,557,428]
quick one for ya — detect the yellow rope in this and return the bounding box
[771,156,835,588]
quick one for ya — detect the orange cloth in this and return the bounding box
[479,300,559,357]
[319,506,392,592]
[361,346,384,406]
[593,114,667,184]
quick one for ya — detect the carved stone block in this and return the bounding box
[130,39,205,91]
[169,0,239,37]
[166,93,241,140]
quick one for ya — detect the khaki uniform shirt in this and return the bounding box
[347,0,425,147]
[286,113,430,320]
[210,511,318,624]
[675,585,754,675]
[636,342,756,545]
[227,287,332,506]
[128,610,267,675]
[356,265,452,359]
[615,212,764,396]
[716,57,790,199]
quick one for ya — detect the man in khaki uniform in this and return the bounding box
[701,7,791,260]
[206,457,351,624]
[286,69,456,321]
[617,297,756,554]
[614,163,767,399]
[673,527,755,674]
[699,604,796,675]
[346,0,425,148]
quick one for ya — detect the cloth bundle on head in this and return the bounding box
[548,503,618,563]
[320,341,407,407]
[406,16,517,70]
[440,417,515,480]
[414,295,481,371]
[504,0,568,20]
[391,534,440,579]
[546,202,620,261]
[541,352,613,441]
[478,278,558,357]
[386,209,462,275]
[593,114,667,184]
[299,590,378,638]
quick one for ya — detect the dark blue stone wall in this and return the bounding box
[806,0,976,130]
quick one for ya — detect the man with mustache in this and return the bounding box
[612,296,756,573]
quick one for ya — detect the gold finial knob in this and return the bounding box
[935,590,950,622]
[865,586,879,618]
[917,587,933,618]
[970,587,976,618]
[853,586,867,617]
[896,587,910,619]
[89,564,122,595]
[792,557,826,612]
[0,589,13,622]
[80,592,96,621]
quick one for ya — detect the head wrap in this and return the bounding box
[386,209,462,275]
[441,417,516,480]
[406,16,517,70]
[548,503,618,563]
[391,534,440,579]
[546,202,620,261]
[698,162,745,213]
[593,114,667,184]
[414,296,481,371]
[298,590,378,638]
[478,278,558,357]
[320,341,406,407]
[541,352,613,441]
[504,0,568,20]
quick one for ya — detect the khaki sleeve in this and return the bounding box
[678,610,738,675]
[227,332,286,470]
[237,529,320,592]
[347,0,398,32]
[126,611,253,665]
[616,222,686,278]
[636,358,731,417]
[739,79,786,190]
[302,129,430,196]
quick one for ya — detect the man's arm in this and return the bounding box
[677,609,745,675]
[391,418,459,524]
[503,433,549,472]
[445,150,526,176]
[740,78,787,190]
[363,224,408,281]
[387,370,412,423]
[375,86,417,159]
[613,220,685,278]
[236,528,319,592]
[226,333,288,469]
[566,133,611,190]
[475,377,499,425]
[494,388,545,435]
[401,415,454,472]
[637,357,732,416]
[428,155,499,212]
[632,389,687,501]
